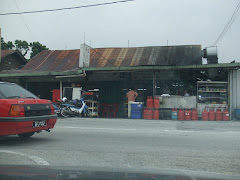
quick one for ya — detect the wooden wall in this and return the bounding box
[0,53,25,71]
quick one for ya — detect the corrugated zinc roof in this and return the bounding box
[1,50,27,64]
[1,50,16,58]
[22,45,202,71]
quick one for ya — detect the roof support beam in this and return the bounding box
[0,69,83,77]
[0,63,239,78]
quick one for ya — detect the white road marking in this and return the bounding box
[164,130,194,133]
[0,150,49,165]
[57,127,193,132]
[56,126,137,131]
[56,127,240,135]
[163,130,240,134]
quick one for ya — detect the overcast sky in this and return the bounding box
[0,0,239,63]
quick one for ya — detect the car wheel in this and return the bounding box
[60,107,70,117]
[18,132,35,138]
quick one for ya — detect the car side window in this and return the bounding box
[0,91,4,99]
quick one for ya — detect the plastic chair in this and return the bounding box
[112,104,119,118]
[107,104,114,117]
[101,104,109,117]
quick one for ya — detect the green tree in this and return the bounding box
[1,37,15,49]
[14,40,30,56]
[1,37,49,59]
[30,41,49,58]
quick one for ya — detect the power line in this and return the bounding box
[14,0,34,41]
[213,2,240,46]
[214,2,240,45]
[91,48,117,67]
[89,46,116,67]
[0,0,134,16]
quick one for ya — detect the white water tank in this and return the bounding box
[202,46,218,64]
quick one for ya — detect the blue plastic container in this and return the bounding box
[131,110,142,119]
[171,111,178,120]
[234,109,240,120]
[131,104,144,111]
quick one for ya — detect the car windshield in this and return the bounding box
[0,0,240,179]
[0,83,37,99]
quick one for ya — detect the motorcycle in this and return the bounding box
[53,100,62,116]
[53,97,90,117]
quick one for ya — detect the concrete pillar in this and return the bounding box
[60,80,63,99]
[153,70,156,97]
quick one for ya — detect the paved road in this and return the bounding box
[0,118,240,176]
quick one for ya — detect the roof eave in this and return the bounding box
[0,69,83,78]
[84,63,240,71]
[0,63,239,78]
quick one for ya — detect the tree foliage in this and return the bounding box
[1,37,48,59]
[14,40,30,56]
[30,41,49,58]
[1,37,15,49]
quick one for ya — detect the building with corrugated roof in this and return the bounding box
[21,45,202,71]
[0,45,239,119]
[0,50,27,72]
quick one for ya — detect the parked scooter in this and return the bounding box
[53,99,62,116]
[53,97,90,117]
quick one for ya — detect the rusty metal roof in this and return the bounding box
[1,50,16,58]
[22,45,202,71]
[1,50,27,63]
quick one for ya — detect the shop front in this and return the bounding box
[75,65,234,120]
[1,62,239,120]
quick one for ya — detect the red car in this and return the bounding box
[0,82,57,137]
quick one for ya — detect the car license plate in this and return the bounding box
[33,121,47,128]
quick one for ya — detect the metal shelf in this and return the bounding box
[198,85,227,87]
[198,91,227,93]
[86,100,99,117]
[198,103,227,105]
[199,97,227,99]
[197,81,229,116]
[88,107,98,110]
[198,81,228,84]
